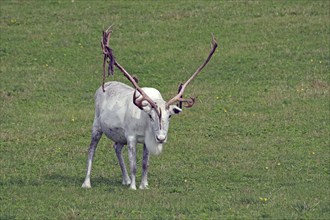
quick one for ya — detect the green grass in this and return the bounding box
[1,1,329,219]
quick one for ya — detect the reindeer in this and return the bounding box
[82,28,218,190]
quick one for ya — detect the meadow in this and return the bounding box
[1,1,329,219]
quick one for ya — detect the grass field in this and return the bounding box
[1,1,329,219]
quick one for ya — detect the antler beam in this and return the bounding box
[165,34,218,108]
[101,27,161,117]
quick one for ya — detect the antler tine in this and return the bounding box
[166,34,218,108]
[105,25,113,33]
[177,83,183,108]
[101,26,115,92]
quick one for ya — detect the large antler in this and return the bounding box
[101,27,161,117]
[101,26,115,92]
[166,34,218,108]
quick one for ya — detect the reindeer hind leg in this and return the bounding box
[82,128,103,188]
[114,142,131,185]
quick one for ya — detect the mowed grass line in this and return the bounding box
[1,1,329,219]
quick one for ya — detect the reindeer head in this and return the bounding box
[133,88,182,143]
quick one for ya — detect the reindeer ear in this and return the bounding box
[141,101,152,113]
[169,105,182,115]
[133,99,152,113]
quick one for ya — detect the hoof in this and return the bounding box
[139,184,149,190]
[122,179,131,186]
[82,182,91,188]
[129,185,137,190]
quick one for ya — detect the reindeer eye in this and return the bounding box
[148,114,154,121]
[169,115,172,119]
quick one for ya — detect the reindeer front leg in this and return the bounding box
[140,144,150,189]
[127,137,137,190]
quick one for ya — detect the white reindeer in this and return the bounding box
[82,28,217,190]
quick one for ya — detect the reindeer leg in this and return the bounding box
[140,144,150,189]
[127,137,137,190]
[82,128,102,188]
[114,142,131,185]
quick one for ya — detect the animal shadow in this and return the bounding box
[45,173,123,188]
